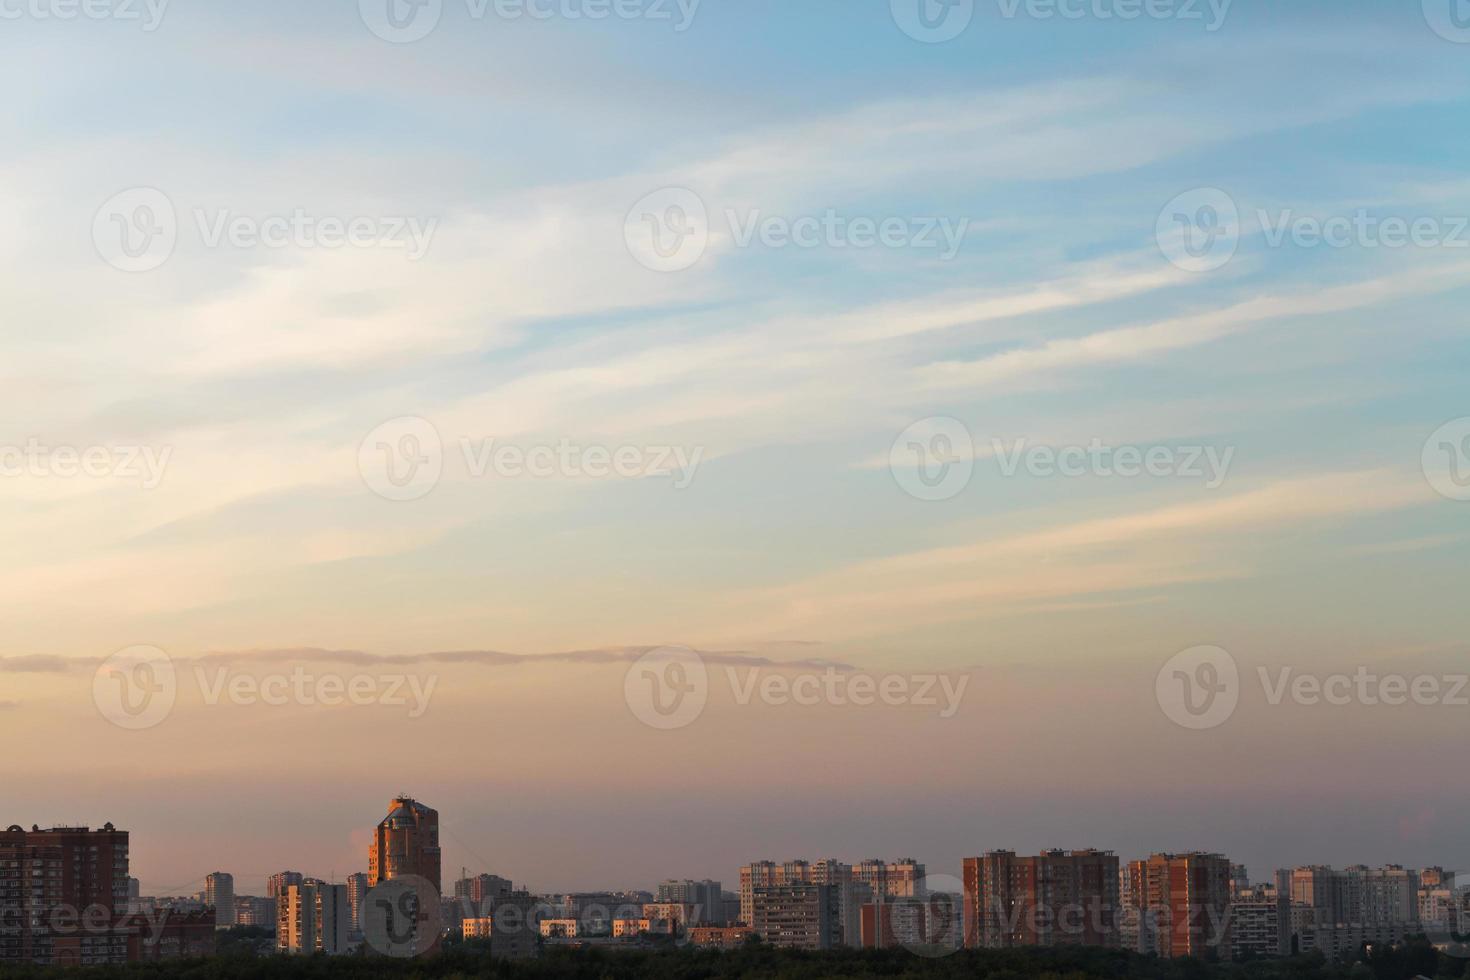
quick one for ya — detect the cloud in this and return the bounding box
[0,655,74,673]
[919,261,1470,390]
[726,468,1432,641]
[0,645,856,674]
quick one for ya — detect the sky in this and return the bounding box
[2,0,1469,898]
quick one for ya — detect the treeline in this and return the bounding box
[9,938,1470,980]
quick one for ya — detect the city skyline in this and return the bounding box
[32,808,1466,903]
[6,808,1465,966]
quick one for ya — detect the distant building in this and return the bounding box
[862,899,924,949]
[233,896,276,929]
[540,918,580,938]
[564,892,642,931]
[1297,921,1419,960]
[1420,887,1466,930]
[122,909,217,960]
[1230,882,1289,959]
[455,873,513,915]
[0,823,132,966]
[739,858,920,929]
[656,879,725,923]
[689,924,756,948]
[204,872,235,929]
[739,861,781,925]
[640,901,698,931]
[1123,853,1231,958]
[369,797,441,895]
[487,890,541,960]
[962,849,1119,949]
[276,880,351,955]
[860,892,960,951]
[345,873,370,935]
[1230,864,1251,896]
[1356,866,1420,924]
[854,859,926,899]
[1288,865,1421,928]
[613,917,674,937]
[834,880,873,947]
[1118,865,1151,954]
[751,882,840,950]
[266,871,303,899]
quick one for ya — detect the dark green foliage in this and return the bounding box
[4,942,1467,980]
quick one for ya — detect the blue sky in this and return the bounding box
[2,0,1469,894]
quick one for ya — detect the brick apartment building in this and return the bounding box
[0,822,214,966]
[962,849,1120,949]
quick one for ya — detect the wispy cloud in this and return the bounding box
[0,646,854,674]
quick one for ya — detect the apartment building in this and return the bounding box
[203,872,234,929]
[276,879,350,955]
[1123,853,1231,958]
[962,849,1120,949]
[750,882,840,950]
[0,823,132,966]
[368,797,441,894]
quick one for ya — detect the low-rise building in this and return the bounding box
[1297,921,1418,960]
[641,901,698,931]
[689,924,756,948]
[463,917,494,939]
[233,896,277,929]
[122,909,217,961]
[539,918,580,938]
[612,917,673,937]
